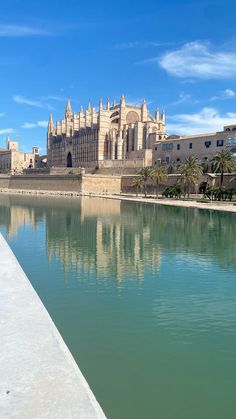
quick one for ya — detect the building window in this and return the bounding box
[217,139,224,147]
[176,158,181,162]
[165,156,170,164]
[205,141,211,148]
[155,146,157,151]
[177,144,180,150]
[189,143,192,149]
[162,143,173,151]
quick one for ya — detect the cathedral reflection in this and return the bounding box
[0,194,235,285]
[46,197,161,285]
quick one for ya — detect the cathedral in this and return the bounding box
[47,96,167,169]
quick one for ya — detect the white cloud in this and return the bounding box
[170,92,199,106]
[0,128,15,135]
[13,95,54,110]
[13,95,43,108]
[115,41,175,49]
[21,121,48,129]
[168,107,236,135]
[38,121,48,127]
[210,88,236,101]
[159,41,236,79]
[21,123,35,129]
[0,113,5,118]
[0,24,49,37]
[40,95,66,102]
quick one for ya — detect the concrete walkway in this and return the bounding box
[103,194,236,213]
[0,234,106,419]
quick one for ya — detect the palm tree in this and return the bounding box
[138,167,152,197]
[132,176,143,196]
[179,156,203,198]
[151,165,168,198]
[211,150,236,186]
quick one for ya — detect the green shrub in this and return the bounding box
[162,184,183,199]
[204,186,235,201]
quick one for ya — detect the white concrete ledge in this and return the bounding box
[0,234,106,419]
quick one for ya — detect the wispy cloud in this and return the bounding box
[159,41,236,80]
[13,95,43,108]
[0,24,50,37]
[114,41,175,49]
[40,95,67,102]
[170,92,199,106]
[168,107,236,135]
[136,57,160,65]
[13,95,54,110]
[0,128,15,135]
[210,88,236,101]
[21,121,48,129]
[0,113,5,118]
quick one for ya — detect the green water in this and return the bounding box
[0,194,236,419]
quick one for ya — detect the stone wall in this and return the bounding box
[82,175,121,194]
[121,174,236,194]
[0,173,234,197]
[98,159,144,169]
[0,175,82,192]
[23,167,85,176]
[0,176,10,188]
[0,174,121,195]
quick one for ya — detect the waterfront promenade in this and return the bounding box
[0,234,106,419]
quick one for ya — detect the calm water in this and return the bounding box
[0,194,236,419]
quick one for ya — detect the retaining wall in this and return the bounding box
[0,174,121,195]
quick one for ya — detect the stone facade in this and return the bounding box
[0,138,39,174]
[47,96,166,169]
[153,124,236,170]
[0,174,121,194]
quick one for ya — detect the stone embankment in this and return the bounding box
[0,234,106,419]
[0,187,236,212]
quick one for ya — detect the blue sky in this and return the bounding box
[1,0,236,152]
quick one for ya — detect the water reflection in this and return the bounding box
[1,194,235,419]
[0,195,162,285]
[0,194,235,287]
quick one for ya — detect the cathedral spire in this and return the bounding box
[141,99,148,121]
[120,95,125,106]
[87,100,91,112]
[161,110,166,124]
[48,113,54,131]
[155,108,159,121]
[99,98,103,111]
[106,98,110,110]
[65,99,73,117]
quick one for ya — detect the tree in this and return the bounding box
[132,176,143,196]
[151,165,168,198]
[138,167,152,197]
[211,150,236,186]
[179,156,203,198]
